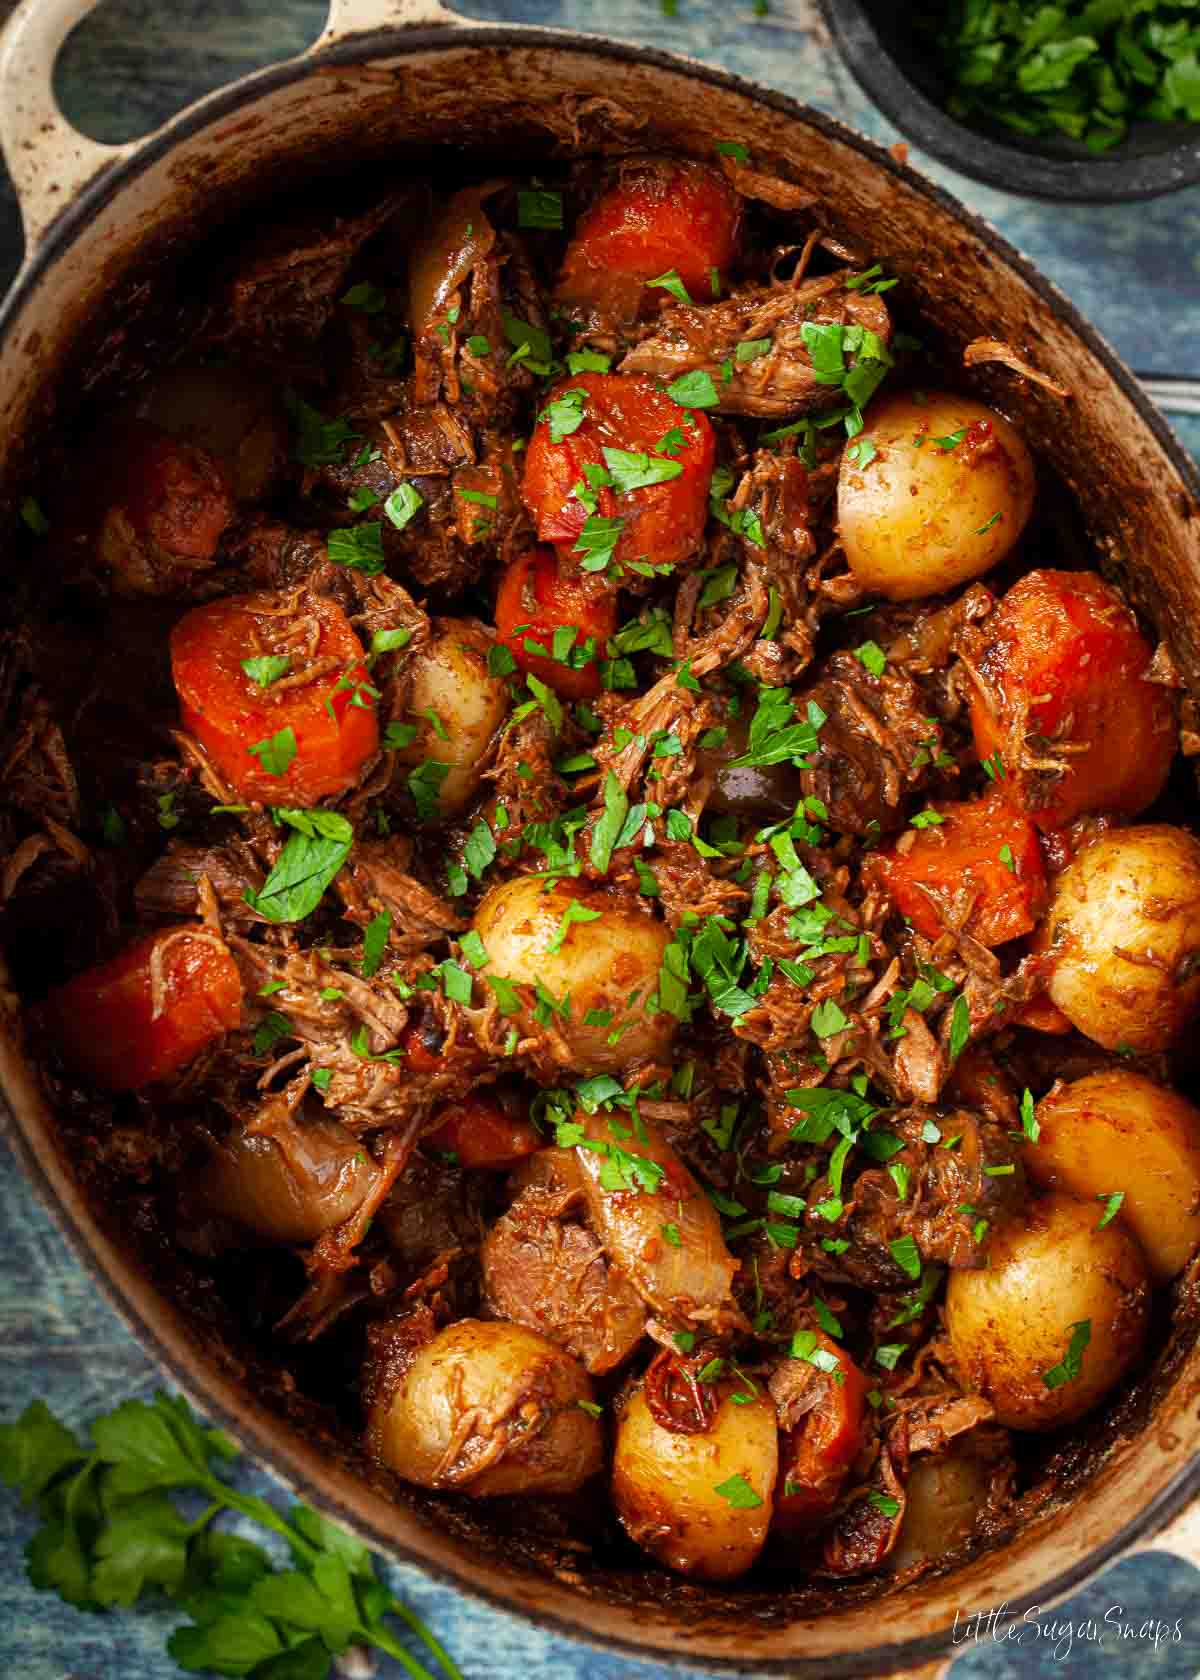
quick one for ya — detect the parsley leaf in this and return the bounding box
[245,808,353,923]
[667,369,720,409]
[713,1473,763,1510]
[601,446,684,493]
[247,727,297,779]
[327,522,385,576]
[1043,1319,1092,1390]
[517,188,563,228]
[240,654,290,690]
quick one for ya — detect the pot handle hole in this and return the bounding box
[0,0,469,256]
[0,0,135,253]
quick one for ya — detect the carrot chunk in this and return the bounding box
[773,1334,868,1537]
[871,788,1046,948]
[43,925,243,1091]
[522,372,714,577]
[171,590,378,804]
[967,569,1174,829]
[556,158,741,327]
[425,1092,542,1170]
[495,546,618,700]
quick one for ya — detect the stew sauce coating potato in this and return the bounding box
[837,390,1034,601]
[171,589,378,804]
[42,924,243,1092]
[945,1191,1151,1431]
[612,1382,777,1580]
[522,372,715,574]
[555,157,741,329]
[1041,824,1200,1052]
[390,617,508,813]
[967,569,1174,828]
[369,1319,602,1496]
[471,875,676,1073]
[1030,1071,1200,1281]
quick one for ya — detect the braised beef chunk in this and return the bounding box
[621,271,892,418]
[6,142,1189,1594]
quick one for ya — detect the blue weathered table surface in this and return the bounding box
[2,2,1200,1676]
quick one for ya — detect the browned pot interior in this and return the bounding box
[2,28,1200,1675]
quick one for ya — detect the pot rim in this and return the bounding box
[2,21,1199,1675]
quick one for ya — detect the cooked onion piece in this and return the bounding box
[390,617,508,812]
[837,390,1034,600]
[368,1318,602,1496]
[471,875,676,1073]
[888,1449,992,1572]
[1041,824,1200,1052]
[945,1192,1150,1431]
[612,1379,777,1580]
[572,1112,743,1333]
[1030,1070,1200,1282]
[182,1097,382,1249]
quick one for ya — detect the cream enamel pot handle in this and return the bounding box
[0,0,470,253]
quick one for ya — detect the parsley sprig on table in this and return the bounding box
[925,1,1200,153]
[0,1392,463,1680]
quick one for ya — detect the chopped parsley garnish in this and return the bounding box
[601,446,684,493]
[539,386,588,442]
[546,898,601,954]
[241,655,291,690]
[247,727,297,779]
[517,188,563,228]
[566,349,612,374]
[384,483,423,531]
[327,522,385,575]
[1096,1190,1125,1230]
[1020,1087,1040,1143]
[646,268,692,305]
[730,687,826,769]
[855,640,887,677]
[245,808,354,923]
[283,390,361,466]
[735,337,772,364]
[20,497,49,536]
[666,369,720,409]
[361,911,391,978]
[713,1474,763,1510]
[407,759,450,822]
[573,514,625,574]
[1043,1319,1092,1390]
[948,994,971,1061]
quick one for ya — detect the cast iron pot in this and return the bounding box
[2,2,1200,1674]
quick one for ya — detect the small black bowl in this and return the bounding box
[817,0,1200,203]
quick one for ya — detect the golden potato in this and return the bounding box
[945,1192,1150,1431]
[1030,1070,1200,1281]
[368,1318,602,1496]
[471,875,676,1073]
[888,1450,991,1573]
[612,1381,777,1580]
[392,617,509,813]
[1042,825,1200,1053]
[837,389,1034,600]
[180,1096,382,1250]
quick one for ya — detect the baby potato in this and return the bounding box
[1030,1070,1200,1282]
[837,390,1034,601]
[945,1192,1150,1431]
[471,875,676,1073]
[392,617,509,813]
[888,1450,992,1573]
[368,1318,603,1496]
[612,1381,777,1580]
[1042,824,1200,1053]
